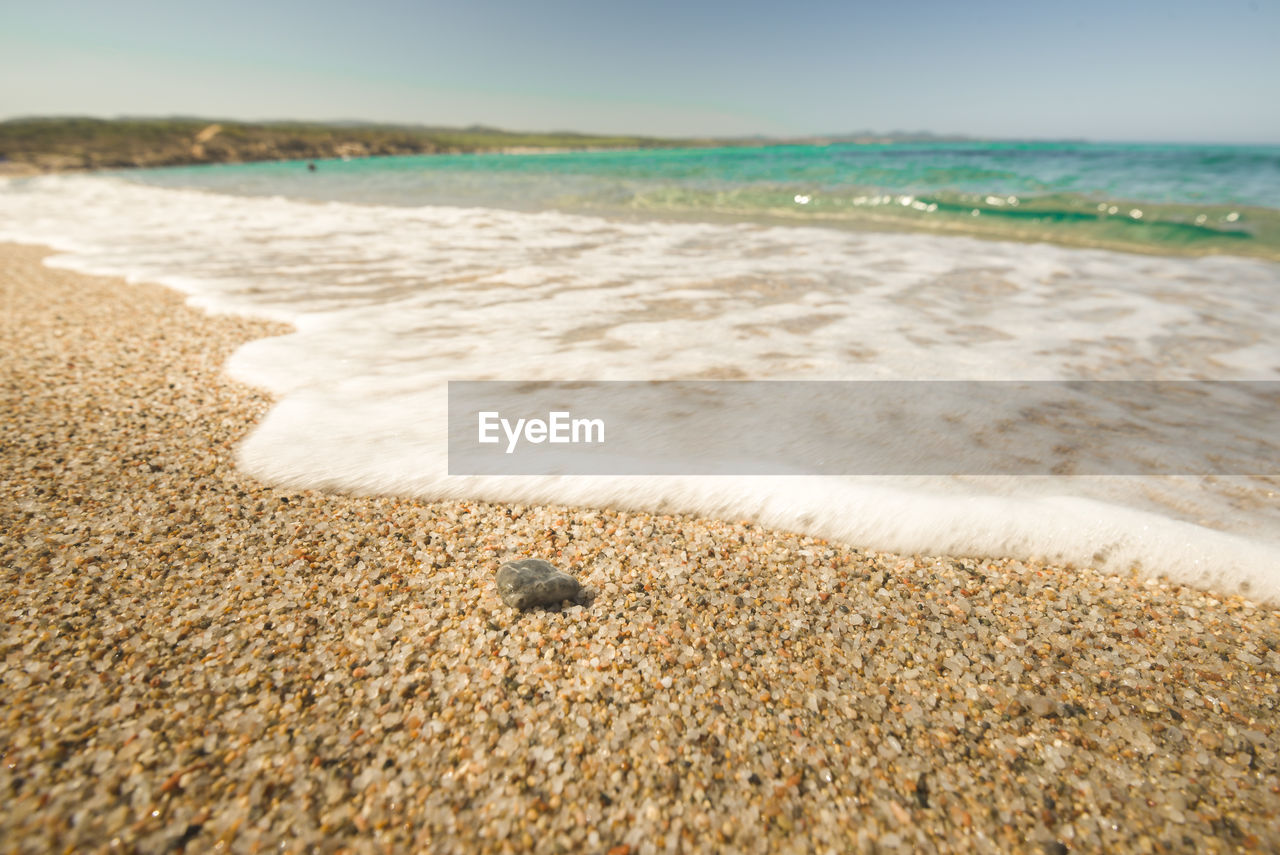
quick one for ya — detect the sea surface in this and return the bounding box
[2,141,1278,599]
[108,141,1280,260]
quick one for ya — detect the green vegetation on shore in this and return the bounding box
[0,117,700,172]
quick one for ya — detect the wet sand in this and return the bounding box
[1,242,1278,853]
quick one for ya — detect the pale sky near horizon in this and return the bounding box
[2,0,1277,143]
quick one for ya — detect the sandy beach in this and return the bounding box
[1,240,1278,852]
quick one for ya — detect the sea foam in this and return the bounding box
[3,174,1279,600]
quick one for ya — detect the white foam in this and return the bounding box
[3,174,1279,600]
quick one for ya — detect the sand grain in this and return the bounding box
[2,243,1279,853]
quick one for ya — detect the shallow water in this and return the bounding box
[115,141,1280,260]
[2,161,1278,600]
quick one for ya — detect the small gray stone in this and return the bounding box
[496,559,580,609]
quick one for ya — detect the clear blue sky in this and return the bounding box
[2,0,1277,142]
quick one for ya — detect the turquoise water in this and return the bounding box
[119,141,1280,258]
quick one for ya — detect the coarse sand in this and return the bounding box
[2,242,1279,853]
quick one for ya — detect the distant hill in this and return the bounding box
[0,117,1006,175]
[0,117,704,173]
[714,129,979,146]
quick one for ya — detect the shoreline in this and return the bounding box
[2,241,1279,851]
[0,117,698,174]
[9,164,1276,264]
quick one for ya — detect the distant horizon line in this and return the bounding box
[1,113,1276,148]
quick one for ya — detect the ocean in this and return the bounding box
[2,140,1278,599]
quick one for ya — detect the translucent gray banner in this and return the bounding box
[447,381,1279,475]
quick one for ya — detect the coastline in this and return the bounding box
[11,159,1278,263]
[0,117,696,174]
[1,242,1279,851]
